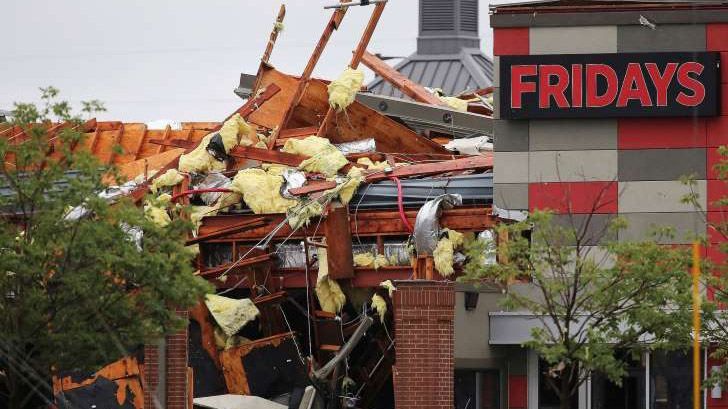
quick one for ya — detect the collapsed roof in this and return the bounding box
[36,2,497,408]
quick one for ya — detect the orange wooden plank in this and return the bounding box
[361,51,444,105]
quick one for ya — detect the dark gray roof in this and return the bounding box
[367,48,493,99]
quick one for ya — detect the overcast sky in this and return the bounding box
[1,0,506,122]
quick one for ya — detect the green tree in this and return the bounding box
[686,149,728,389]
[0,88,211,409]
[462,210,694,409]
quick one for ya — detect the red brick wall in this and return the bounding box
[166,310,189,409]
[143,344,160,409]
[392,281,455,409]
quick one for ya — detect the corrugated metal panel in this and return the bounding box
[368,52,493,97]
[472,55,494,80]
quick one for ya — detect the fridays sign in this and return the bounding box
[499,52,720,119]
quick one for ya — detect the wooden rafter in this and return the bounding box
[317,1,387,138]
[361,51,445,105]
[269,0,349,148]
[262,4,286,64]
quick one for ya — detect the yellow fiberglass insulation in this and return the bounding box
[380,280,396,298]
[190,205,218,232]
[328,67,365,112]
[335,167,364,205]
[438,96,469,112]
[371,294,388,323]
[230,168,298,214]
[283,136,348,177]
[357,157,389,171]
[178,113,251,173]
[144,194,172,227]
[204,294,260,337]
[213,327,250,350]
[353,252,390,270]
[151,168,184,193]
[433,229,465,277]
[287,199,325,230]
[315,247,346,314]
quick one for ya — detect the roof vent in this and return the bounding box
[460,0,478,33]
[421,0,456,32]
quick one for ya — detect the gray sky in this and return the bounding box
[1,0,502,122]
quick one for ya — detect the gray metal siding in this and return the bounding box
[494,183,529,210]
[618,212,706,244]
[529,119,617,151]
[618,148,707,181]
[549,214,617,245]
[494,120,529,152]
[618,24,706,52]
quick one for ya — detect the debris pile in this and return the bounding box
[49,2,499,409]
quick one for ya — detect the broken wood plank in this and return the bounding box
[188,302,222,369]
[271,0,349,148]
[289,154,492,196]
[186,218,268,245]
[262,4,286,64]
[324,202,354,280]
[317,1,387,137]
[216,83,282,133]
[105,148,185,184]
[197,254,272,278]
[350,2,387,70]
[279,126,319,140]
[361,51,444,105]
[219,332,299,396]
[127,86,280,201]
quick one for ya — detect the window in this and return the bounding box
[591,353,646,409]
[538,358,578,409]
[455,370,499,409]
[650,351,701,409]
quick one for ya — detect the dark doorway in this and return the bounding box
[455,370,500,409]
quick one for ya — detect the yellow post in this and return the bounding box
[693,241,702,409]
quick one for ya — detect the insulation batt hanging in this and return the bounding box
[178,113,252,173]
[433,229,465,277]
[204,294,260,337]
[315,247,346,314]
[328,67,365,112]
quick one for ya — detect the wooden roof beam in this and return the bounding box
[270,0,349,148]
[317,1,387,137]
[361,51,445,106]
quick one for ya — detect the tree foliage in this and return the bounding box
[461,210,694,409]
[687,147,728,389]
[0,88,211,408]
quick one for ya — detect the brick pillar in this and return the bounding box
[143,343,160,409]
[392,280,455,409]
[166,310,189,409]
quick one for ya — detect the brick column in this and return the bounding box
[392,280,455,409]
[166,310,189,409]
[143,343,160,409]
